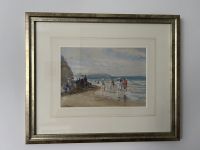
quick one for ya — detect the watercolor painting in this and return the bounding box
[61,47,146,107]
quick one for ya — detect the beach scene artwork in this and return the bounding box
[61,47,146,107]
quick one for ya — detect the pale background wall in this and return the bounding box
[0,0,199,149]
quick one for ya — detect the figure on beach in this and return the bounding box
[84,75,88,87]
[116,80,121,98]
[101,79,106,95]
[123,78,128,91]
[116,78,128,100]
[62,75,93,95]
[109,79,115,92]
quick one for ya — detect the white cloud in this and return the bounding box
[61,47,146,76]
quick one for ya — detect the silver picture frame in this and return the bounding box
[25,12,180,143]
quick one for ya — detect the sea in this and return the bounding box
[87,76,146,101]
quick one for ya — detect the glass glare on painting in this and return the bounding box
[61,47,146,107]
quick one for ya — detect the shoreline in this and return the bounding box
[61,87,145,107]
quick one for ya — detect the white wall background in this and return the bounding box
[0,0,199,149]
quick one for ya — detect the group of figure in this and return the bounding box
[118,78,128,91]
[75,75,89,88]
[63,75,89,93]
[101,78,128,99]
[63,78,75,93]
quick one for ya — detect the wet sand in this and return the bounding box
[61,88,145,107]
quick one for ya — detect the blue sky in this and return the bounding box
[61,47,146,76]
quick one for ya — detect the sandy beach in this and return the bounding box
[61,88,145,107]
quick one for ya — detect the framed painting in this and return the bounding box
[25,12,180,143]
